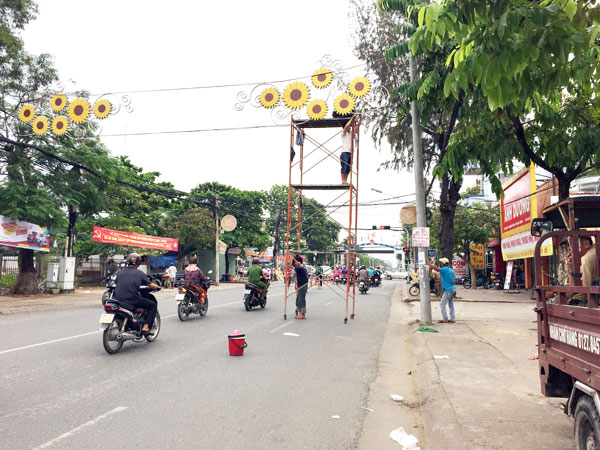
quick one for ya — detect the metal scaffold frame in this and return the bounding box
[282,114,361,323]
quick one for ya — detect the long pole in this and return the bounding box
[215,196,220,286]
[409,57,431,325]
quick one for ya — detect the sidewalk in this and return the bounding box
[0,282,243,315]
[405,284,536,304]
[404,284,573,449]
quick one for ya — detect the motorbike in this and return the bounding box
[101,273,117,305]
[358,278,369,294]
[409,281,441,297]
[176,276,212,321]
[370,276,381,287]
[491,272,503,289]
[99,285,161,354]
[243,277,270,311]
[462,274,492,289]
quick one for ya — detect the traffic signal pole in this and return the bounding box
[409,57,432,325]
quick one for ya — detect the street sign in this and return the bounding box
[428,249,435,257]
[220,215,237,232]
[412,227,430,248]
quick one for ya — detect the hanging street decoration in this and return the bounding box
[17,82,133,138]
[311,67,333,89]
[259,87,280,108]
[234,54,387,124]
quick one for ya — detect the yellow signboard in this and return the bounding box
[470,243,485,269]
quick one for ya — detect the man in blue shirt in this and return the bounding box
[429,257,456,323]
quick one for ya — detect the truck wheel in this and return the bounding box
[574,395,600,450]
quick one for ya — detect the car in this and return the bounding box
[386,270,410,280]
[305,265,316,276]
[321,265,332,276]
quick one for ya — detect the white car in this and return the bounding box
[386,270,409,280]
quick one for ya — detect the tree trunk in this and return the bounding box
[438,172,463,261]
[557,175,571,201]
[10,249,39,295]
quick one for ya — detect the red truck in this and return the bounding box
[532,196,600,449]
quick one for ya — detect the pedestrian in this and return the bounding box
[167,263,177,289]
[339,116,353,184]
[293,255,309,319]
[429,257,456,323]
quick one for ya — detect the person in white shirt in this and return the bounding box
[167,263,177,289]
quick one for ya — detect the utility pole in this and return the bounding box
[409,56,432,325]
[215,196,221,286]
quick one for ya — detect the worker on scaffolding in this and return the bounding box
[340,115,354,184]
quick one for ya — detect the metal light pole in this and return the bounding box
[215,196,221,286]
[409,57,432,325]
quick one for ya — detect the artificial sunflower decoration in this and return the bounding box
[68,97,90,123]
[51,116,69,135]
[259,88,279,109]
[19,104,35,123]
[93,99,112,119]
[311,67,333,89]
[306,99,328,120]
[282,81,310,110]
[32,116,49,136]
[50,93,67,112]
[348,77,371,98]
[334,93,355,116]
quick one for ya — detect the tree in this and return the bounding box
[191,182,269,275]
[404,0,600,199]
[362,0,469,260]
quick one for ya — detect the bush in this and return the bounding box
[0,273,18,288]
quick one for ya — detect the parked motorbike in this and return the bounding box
[243,278,270,311]
[462,275,491,289]
[176,275,213,321]
[358,279,369,294]
[101,273,117,305]
[491,272,503,289]
[409,281,441,297]
[99,285,161,354]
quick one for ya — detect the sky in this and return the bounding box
[21,0,474,263]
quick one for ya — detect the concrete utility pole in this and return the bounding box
[409,57,432,325]
[215,196,221,286]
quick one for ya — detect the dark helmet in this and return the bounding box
[127,252,141,266]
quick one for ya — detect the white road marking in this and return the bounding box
[283,332,300,337]
[269,322,293,333]
[32,406,128,449]
[0,330,101,355]
[325,301,334,306]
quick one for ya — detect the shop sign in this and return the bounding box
[501,166,537,238]
[501,230,553,261]
[469,243,485,269]
[0,216,50,252]
[452,258,467,277]
[412,227,430,248]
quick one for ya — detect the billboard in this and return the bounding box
[0,216,50,252]
[470,243,485,269]
[92,226,178,251]
[500,166,553,260]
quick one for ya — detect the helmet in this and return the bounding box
[127,252,141,266]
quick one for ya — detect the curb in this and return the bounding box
[410,328,464,449]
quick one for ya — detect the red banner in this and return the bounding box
[92,226,178,251]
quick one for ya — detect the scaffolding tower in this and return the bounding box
[283,114,361,323]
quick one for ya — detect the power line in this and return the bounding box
[100,124,287,137]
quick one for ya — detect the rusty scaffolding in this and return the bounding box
[283,114,361,323]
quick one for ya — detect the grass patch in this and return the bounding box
[0,273,17,288]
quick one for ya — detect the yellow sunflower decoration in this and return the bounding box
[311,67,333,89]
[334,93,355,116]
[32,116,49,135]
[19,104,35,123]
[282,81,310,110]
[306,99,328,120]
[52,116,69,135]
[349,77,371,98]
[259,88,279,109]
[50,93,67,112]
[93,99,112,119]
[68,98,90,123]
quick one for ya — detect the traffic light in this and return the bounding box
[403,247,410,253]
[372,225,391,230]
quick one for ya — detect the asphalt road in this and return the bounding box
[0,280,397,450]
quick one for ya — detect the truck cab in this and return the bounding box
[532,196,600,449]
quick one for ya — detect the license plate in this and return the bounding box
[175,293,185,300]
[244,289,251,294]
[99,313,114,324]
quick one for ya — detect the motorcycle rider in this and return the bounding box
[247,257,268,300]
[358,266,369,282]
[114,253,161,334]
[184,256,210,302]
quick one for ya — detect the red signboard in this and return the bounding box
[92,226,178,251]
[501,169,533,236]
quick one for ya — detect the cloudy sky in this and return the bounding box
[21,0,458,260]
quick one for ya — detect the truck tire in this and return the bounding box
[574,395,600,450]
